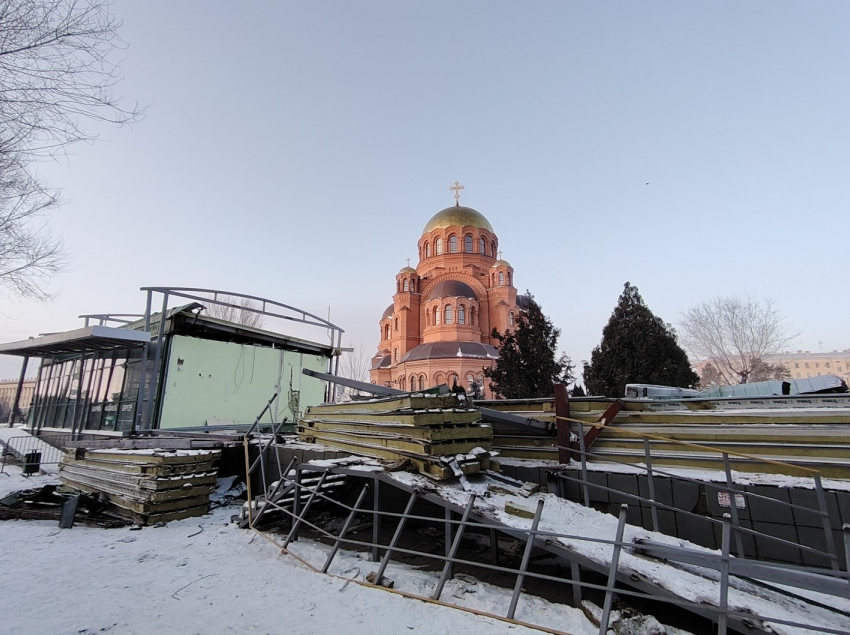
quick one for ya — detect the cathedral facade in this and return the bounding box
[370,187,522,397]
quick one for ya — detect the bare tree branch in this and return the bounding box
[204,295,265,328]
[336,343,371,401]
[680,296,799,385]
[0,0,142,300]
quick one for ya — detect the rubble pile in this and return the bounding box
[298,393,498,479]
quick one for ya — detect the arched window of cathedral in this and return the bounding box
[491,241,496,256]
[385,324,390,340]
[425,309,430,326]
[403,279,408,292]
[435,306,441,325]
[470,306,475,325]
[394,347,398,362]
[465,234,473,252]
[399,376,405,390]
[395,317,399,331]
[479,237,485,254]
[436,238,443,255]
[410,279,415,292]
[448,373,459,390]
[426,242,431,258]
[419,375,425,391]
[410,375,416,391]
[444,305,453,324]
[499,272,505,286]
[457,305,465,324]
[449,235,458,253]
[509,311,515,327]
[506,272,511,286]
[466,373,475,390]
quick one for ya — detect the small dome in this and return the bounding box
[401,341,499,363]
[398,266,415,275]
[491,259,511,269]
[381,304,394,319]
[422,205,494,234]
[426,280,477,301]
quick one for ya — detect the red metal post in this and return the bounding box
[554,383,572,464]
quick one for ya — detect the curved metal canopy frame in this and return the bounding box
[135,286,345,431]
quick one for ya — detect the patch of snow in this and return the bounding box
[382,471,850,635]
[0,504,553,635]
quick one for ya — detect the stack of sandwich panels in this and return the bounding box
[298,393,497,479]
[59,448,220,524]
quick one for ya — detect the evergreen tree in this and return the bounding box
[571,384,586,397]
[485,293,574,398]
[583,282,698,397]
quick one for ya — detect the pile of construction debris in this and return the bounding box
[60,448,220,525]
[298,393,498,479]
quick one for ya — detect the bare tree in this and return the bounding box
[204,296,265,328]
[0,148,64,299]
[680,297,798,385]
[0,0,142,300]
[336,343,371,401]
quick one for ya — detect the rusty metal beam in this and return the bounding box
[583,399,623,449]
[554,384,572,463]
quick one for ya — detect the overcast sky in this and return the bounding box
[2,1,849,381]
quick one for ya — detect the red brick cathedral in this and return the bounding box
[370,183,524,397]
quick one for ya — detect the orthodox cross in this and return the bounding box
[497,250,503,260]
[406,258,411,267]
[449,181,464,205]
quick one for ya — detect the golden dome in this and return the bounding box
[422,205,494,234]
[491,259,511,269]
[397,266,415,274]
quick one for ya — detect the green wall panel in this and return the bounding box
[158,335,328,429]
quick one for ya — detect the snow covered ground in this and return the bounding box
[0,466,597,635]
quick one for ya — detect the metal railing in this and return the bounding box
[243,452,850,635]
[552,415,843,571]
[0,435,66,475]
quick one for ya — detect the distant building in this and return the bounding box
[0,377,36,422]
[771,349,850,385]
[370,186,524,397]
[695,349,850,387]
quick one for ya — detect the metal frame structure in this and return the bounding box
[242,453,850,635]
[551,413,843,570]
[79,314,145,327]
[133,287,345,431]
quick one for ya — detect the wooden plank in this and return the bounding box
[60,480,210,514]
[60,456,219,476]
[295,435,488,480]
[79,449,220,465]
[307,394,461,414]
[301,420,492,442]
[302,429,490,456]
